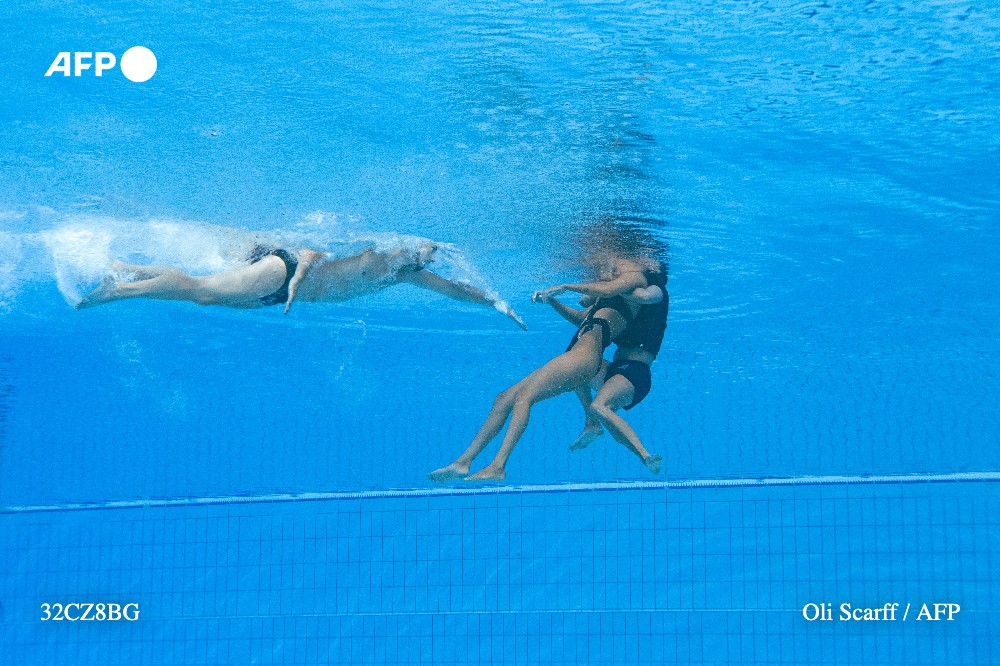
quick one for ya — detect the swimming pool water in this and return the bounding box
[2,0,999,663]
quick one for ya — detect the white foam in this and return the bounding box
[0,231,24,310]
[40,223,116,305]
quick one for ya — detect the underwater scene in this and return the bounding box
[1,0,998,663]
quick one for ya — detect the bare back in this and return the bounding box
[293,250,405,303]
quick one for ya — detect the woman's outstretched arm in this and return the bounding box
[580,284,663,308]
[532,290,588,326]
[400,268,527,330]
[540,270,647,301]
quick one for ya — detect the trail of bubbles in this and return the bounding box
[0,231,24,311]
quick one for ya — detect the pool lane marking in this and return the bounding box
[3,471,999,514]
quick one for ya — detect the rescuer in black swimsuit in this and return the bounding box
[569,266,668,474]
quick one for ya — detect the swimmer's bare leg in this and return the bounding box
[78,268,207,308]
[464,386,546,483]
[77,261,172,308]
[399,269,527,330]
[591,375,662,474]
[110,261,174,281]
[428,380,525,482]
[466,347,600,481]
[570,384,604,451]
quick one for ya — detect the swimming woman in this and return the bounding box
[427,255,657,482]
[566,264,668,473]
[77,242,526,329]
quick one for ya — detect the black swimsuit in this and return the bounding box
[605,359,652,410]
[248,245,298,307]
[614,270,668,356]
[605,269,669,409]
[566,294,634,352]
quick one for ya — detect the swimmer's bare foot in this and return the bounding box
[570,425,604,451]
[428,462,470,482]
[76,276,119,309]
[643,454,663,475]
[465,464,506,482]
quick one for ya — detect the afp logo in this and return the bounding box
[45,46,157,82]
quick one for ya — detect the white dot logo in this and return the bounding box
[120,46,157,82]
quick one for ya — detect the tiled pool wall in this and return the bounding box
[2,480,997,664]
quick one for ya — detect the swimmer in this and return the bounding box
[77,242,526,329]
[568,263,668,475]
[428,255,657,482]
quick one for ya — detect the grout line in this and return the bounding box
[3,471,999,515]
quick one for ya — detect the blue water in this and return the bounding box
[2,0,999,663]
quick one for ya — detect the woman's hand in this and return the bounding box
[544,284,567,298]
[284,249,323,315]
[283,263,309,314]
[506,307,528,331]
[532,285,567,304]
[531,290,551,304]
[283,280,300,314]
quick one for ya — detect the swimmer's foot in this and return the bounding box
[465,464,506,482]
[428,463,470,482]
[570,425,604,451]
[76,276,119,309]
[642,454,663,475]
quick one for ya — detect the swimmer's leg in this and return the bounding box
[79,256,286,309]
[110,261,175,281]
[590,375,661,474]
[77,261,177,308]
[571,361,608,450]
[429,379,526,482]
[78,268,208,308]
[571,385,604,451]
[466,348,601,481]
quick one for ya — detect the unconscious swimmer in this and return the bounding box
[76,242,526,329]
[428,252,664,482]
